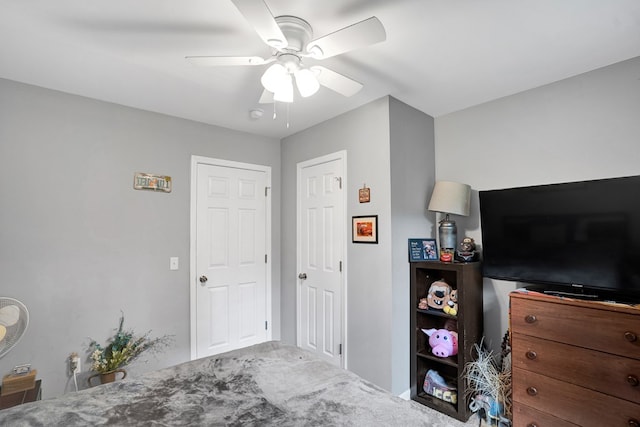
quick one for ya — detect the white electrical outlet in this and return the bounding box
[170,257,179,270]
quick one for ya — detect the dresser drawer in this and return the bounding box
[512,333,640,403]
[513,367,640,427]
[512,403,579,427]
[511,296,640,358]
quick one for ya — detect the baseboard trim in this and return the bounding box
[397,389,411,400]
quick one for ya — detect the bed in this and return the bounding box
[0,341,477,426]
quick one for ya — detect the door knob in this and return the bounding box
[298,273,307,280]
[199,275,208,284]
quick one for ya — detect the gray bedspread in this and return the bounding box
[0,341,476,426]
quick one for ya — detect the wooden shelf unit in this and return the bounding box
[410,261,483,421]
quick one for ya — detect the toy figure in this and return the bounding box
[456,236,479,262]
[426,280,451,311]
[443,289,458,316]
[422,328,459,357]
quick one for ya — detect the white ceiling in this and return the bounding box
[2,0,640,139]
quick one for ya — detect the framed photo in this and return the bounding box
[408,238,438,261]
[352,215,378,244]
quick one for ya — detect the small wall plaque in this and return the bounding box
[134,173,172,193]
[359,185,370,203]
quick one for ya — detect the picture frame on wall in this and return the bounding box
[408,238,438,261]
[352,215,378,244]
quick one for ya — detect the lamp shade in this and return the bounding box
[273,74,294,103]
[261,63,288,93]
[294,68,320,97]
[427,181,471,216]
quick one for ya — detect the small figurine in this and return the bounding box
[443,289,458,316]
[456,236,478,262]
[440,248,454,262]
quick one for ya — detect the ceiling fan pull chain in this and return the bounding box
[286,103,290,128]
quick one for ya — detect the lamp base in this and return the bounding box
[438,215,457,262]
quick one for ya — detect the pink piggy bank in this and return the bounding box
[422,328,458,358]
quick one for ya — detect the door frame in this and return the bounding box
[189,155,272,360]
[296,150,348,368]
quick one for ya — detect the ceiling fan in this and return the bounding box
[186,0,386,104]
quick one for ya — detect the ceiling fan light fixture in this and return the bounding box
[273,74,294,103]
[294,68,320,97]
[261,63,288,93]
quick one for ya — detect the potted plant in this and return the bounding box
[87,313,172,386]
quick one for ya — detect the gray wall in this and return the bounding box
[281,96,435,394]
[0,78,281,398]
[389,98,435,394]
[435,55,640,353]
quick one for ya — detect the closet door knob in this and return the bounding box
[525,314,537,324]
[199,275,208,284]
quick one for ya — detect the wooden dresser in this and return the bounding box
[510,290,640,427]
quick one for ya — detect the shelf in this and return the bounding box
[416,308,457,320]
[416,349,458,368]
[414,393,458,418]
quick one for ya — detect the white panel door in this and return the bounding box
[195,162,268,358]
[297,152,345,367]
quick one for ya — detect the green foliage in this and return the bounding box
[88,313,172,374]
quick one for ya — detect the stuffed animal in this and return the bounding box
[418,298,429,310]
[443,289,458,316]
[422,328,458,358]
[426,280,451,311]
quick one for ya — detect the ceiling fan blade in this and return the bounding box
[306,17,385,59]
[311,66,363,97]
[186,56,272,66]
[231,0,287,48]
[258,89,274,104]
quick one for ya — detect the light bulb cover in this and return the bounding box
[294,68,320,97]
[261,63,287,93]
[274,74,294,103]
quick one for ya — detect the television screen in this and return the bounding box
[479,175,640,301]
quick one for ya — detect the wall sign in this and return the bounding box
[359,185,371,203]
[134,172,172,193]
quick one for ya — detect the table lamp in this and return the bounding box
[427,181,471,259]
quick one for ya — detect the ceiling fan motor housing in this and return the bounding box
[275,16,313,53]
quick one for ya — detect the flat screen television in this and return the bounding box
[479,175,640,302]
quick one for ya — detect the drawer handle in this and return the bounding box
[525,314,537,324]
[526,350,537,360]
[627,375,639,387]
[625,331,638,342]
[629,419,639,427]
[526,386,538,396]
